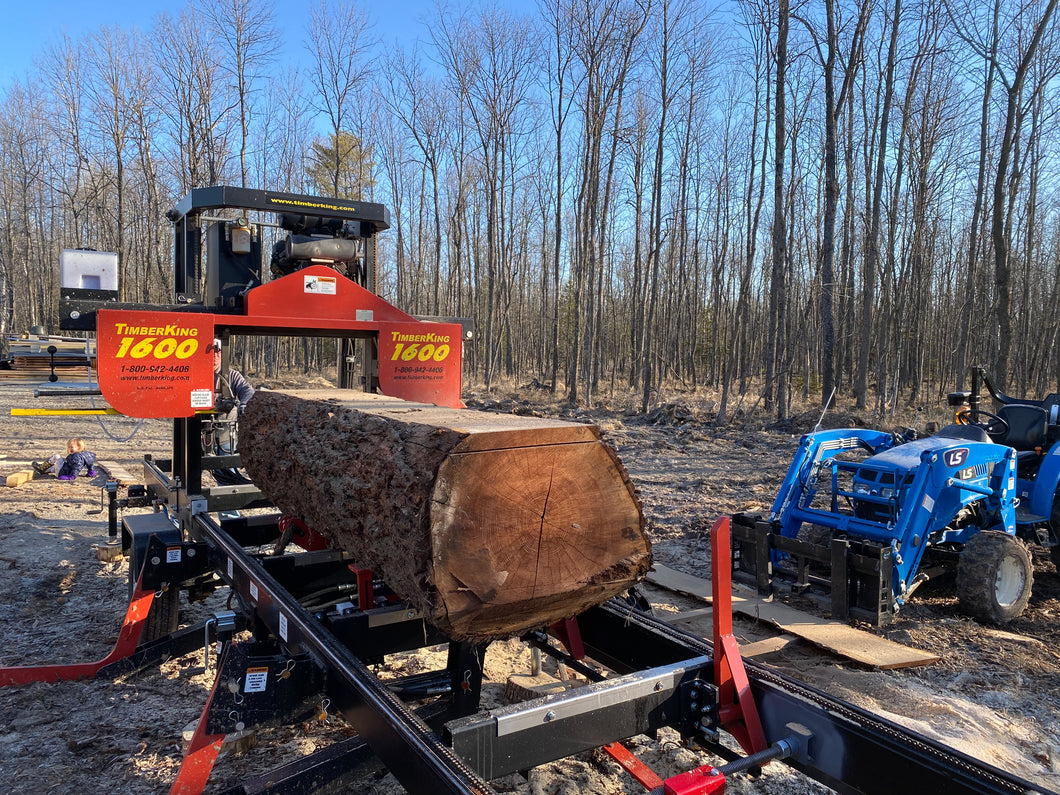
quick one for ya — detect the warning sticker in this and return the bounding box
[166,547,181,564]
[190,389,213,409]
[245,667,269,693]
[304,274,337,295]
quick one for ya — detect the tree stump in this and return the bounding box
[239,390,650,641]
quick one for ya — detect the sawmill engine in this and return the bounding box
[270,212,369,283]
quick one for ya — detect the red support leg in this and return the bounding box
[598,516,770,795]
[602,742,664,790]
[168,676,227,795]
[603,741,729,795]
[549,617,585,660]
[349,565,376,612]
[0,582,156,686]
[600,517,768,795]
[710,516,767,754]
[664,765,728,795]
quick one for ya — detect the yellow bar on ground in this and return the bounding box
[10,408,123,416]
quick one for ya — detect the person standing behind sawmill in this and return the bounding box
[210,338,254,454]
[33,437,97,481]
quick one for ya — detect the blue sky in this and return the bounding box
[0,0,446,88]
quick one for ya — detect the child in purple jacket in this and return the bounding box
[34,437,98,481]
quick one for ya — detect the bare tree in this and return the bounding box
[41,34,96,249]
[951,0,999,391]
[640,0,681,413]
[567,0,650,406]
[199,0,280,188]
[541,0,583,393]
[86,26,139,297]
[153,9,236,191]
[795,0,869,406]
[765,0,789,418]
[432,4,536,389]
[385,47,452,315]
[306,0,375,198]
[258,68,314,192]
[988,0,1059,386]
[947,0,1060,386]
[855,0,901,410]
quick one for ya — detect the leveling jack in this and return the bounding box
[89,480,152,560]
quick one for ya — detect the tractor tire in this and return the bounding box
[141,586,180,643]
[956,531,1033,624]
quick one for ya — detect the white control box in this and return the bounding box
[60,249,119,291]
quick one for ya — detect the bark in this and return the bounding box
[239,391,651,641]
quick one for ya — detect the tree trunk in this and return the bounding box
[990,0,1059,387]
[766,0,789,417]
[239,390,651,641]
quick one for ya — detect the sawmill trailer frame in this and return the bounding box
[0,186,1049,795]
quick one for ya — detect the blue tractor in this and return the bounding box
[732,368,1060,625]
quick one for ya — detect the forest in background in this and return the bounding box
[1,0,1059,419]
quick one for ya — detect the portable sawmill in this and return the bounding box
[0,186,1049,795]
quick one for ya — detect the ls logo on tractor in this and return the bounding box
[943,448,969,468]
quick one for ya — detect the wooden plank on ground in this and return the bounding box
[737,635,801,658]
[6,469,36,487]
[649,564,939,670]
[98,461,137,485]
[668,606,713,622]
[647,565,714,602]
[667,607,801,658]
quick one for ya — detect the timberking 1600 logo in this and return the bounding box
[112,322,201,360]
[388,330,453,364]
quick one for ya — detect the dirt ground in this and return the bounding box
[0,377,1058,795]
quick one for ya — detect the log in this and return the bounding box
[239,390,650,641]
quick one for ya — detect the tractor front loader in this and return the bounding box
[732,368,1060,626]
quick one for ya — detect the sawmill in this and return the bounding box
[0,186,1048,795]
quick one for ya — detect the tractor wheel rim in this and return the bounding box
[995,555,1025,608]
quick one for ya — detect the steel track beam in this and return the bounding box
[189,511,494,795]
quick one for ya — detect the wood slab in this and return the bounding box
[504,671,583,702]
[736,635,802,658]
[666,607,801,658]
[98,461,137,485]
[649,564,939,670]
[5,469,35,488]
[648,565,716,602]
